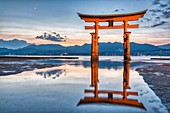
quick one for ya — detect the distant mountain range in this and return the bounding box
[0,39,30,49]
[0,39,169,56]
[158,44,170,49]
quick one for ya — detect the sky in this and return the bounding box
[0,0,169,46]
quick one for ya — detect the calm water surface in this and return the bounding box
[0,56,169,113]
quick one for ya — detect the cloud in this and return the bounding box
[143,17,152,21]
[112,9,125,13]
[152,0,161,5]
[52,32,57,34]
[35,32,65,42]
[151,21,169,27]
[142,21,169,28]
[149,9,162,12]
[162,10,170,18]
[114,9,119,12]
[160,4,168,8]
[141,0,170,28]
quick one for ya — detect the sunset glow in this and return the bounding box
[0,0,169,46]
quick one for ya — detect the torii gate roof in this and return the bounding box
[78,10,147,22]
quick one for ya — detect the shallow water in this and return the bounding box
[0,56,169,113]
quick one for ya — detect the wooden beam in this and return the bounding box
[84,89,138,96]
[109,20,113,27]
[124,20,128,33]
[124,32,131,61]
[78,97,145,109]
[78,10,147,22]
[85,24,139,30]
[83,15,144,22]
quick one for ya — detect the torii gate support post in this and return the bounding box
[90,56,99,97]
[123,61,131,99]
[123,20,131,61]
[90,32,99,87]
[91,30,99,97]
[91,21,99,62]
[123,61,130,89]
[91,33,98,61]
[94,60,99,98]
[124,32,131,61]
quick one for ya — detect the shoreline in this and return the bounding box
[136,63,170,112]
[0,55,79,60]
[151,58,170,60]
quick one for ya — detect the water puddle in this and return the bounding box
[0,57,168,113]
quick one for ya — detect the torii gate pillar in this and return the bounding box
[91,32,99,88]
[90,38,98,87]
[124,32,131,61]
[91,33,98,61]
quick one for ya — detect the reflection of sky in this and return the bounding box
[0,57,167,113]
[0,59,168,113]
[34,58,150,70]
[34,60,168,112]
[0,0,169,46]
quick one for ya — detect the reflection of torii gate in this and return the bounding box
[78,60,145,109]
[78,10,147,61]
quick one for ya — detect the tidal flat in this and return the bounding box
[0,56,169,113]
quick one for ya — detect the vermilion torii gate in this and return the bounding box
[77,60,145,109]
[78,10,147,61]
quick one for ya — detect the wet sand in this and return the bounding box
[136,63,170,112]
[0,60,59,76]
[0,58,170,112]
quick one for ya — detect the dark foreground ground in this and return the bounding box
[0,59,59,76]
[136,63,170,112]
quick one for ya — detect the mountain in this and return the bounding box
[14,44,65,55]
[130,42,160,51]
[0,39,30,49]
[67,44,91,55]
[0,48,12,54]
[0,41,169,56]
[158,44,170,49]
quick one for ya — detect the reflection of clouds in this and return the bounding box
[36,69,64,79]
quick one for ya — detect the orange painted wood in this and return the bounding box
[78,97,145,109]
[124,32,131,60]
[78,10,147,22]
[84,89,138,96]
[109,20,113,26]
[85,24,139,30]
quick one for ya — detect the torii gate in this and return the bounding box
[77,60,145,109]
[78,10,147,61]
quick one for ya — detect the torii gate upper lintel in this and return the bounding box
[78,10,147,61]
